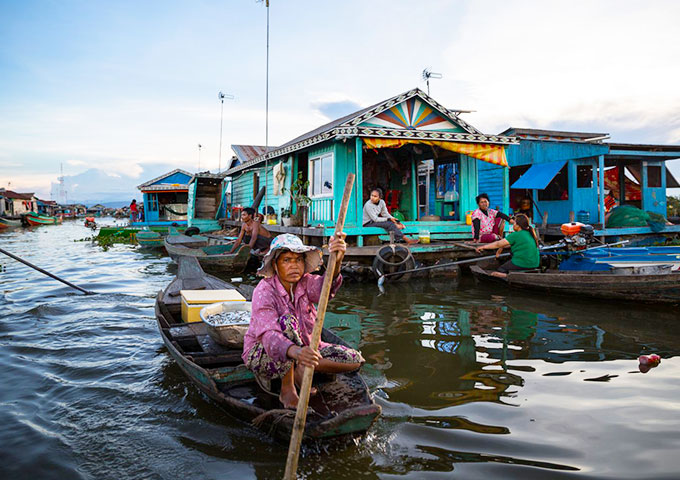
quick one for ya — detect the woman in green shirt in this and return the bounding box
[475,214,540,277]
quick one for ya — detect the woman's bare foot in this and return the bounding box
[279,384,299,409]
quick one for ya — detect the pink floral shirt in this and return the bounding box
[471,207,498,238]
[242,273,343,364]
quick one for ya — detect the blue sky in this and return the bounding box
[1,0,679,199]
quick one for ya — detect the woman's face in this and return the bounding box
[370,191,381,204]
[477,198,489,210]
[275,251,306,285]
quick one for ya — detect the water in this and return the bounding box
[1,219,679,479]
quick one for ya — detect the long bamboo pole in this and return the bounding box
[283,173,355,479]
[0,246,94,295]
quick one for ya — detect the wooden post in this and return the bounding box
[569,211,575,223]
[283,173,355,480]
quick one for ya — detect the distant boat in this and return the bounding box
[0,217,22,229]
[24,212,61,226]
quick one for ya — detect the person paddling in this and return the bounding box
[242,234,364,408]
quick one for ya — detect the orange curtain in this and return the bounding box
[362,137,508,167]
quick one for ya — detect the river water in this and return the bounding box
[1,219,679,479]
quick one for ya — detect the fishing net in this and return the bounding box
[605,205,666,232]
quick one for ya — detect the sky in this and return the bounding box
[1,0,679,201]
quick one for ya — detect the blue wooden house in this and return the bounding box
[225,88,518,246]
[478,128,680,235]
[135,168,193,227]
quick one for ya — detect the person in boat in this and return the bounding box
[129,199,139,222]
[475,213,540,277]
[471,193,514,243]
[229,207,273,254]
[363,188,418,244]
[242,233,364,408]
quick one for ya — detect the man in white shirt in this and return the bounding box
[362,189,418,244]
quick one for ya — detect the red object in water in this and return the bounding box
[638,354,661,366]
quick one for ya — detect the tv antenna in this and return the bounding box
[422,68,443,95]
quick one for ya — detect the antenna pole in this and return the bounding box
[264,0,270,216]
[219,97,224,172]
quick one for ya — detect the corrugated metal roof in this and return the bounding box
[136,168,193,189]
[501,127,608,141]
[1,190,35,200]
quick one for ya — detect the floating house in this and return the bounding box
[186,172,230,232]
[0,190,37,217]
[36,198,58,216]
[478,128,680,236]
[225,88,517,247]
[135,169,192,227]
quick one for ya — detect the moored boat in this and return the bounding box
[156,257,381,443]
[559,246,680,272]
[135,228,164,249]
[0,217,23,229]
[24,212,60,226]
[164,236,251,275]
[470,261,680,304]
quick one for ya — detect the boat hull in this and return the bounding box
[164,240,251,275]
[471,264,680,304]
[24,213,59,225]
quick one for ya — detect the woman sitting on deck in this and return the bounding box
[475,214,540,277]
[242,233,364,408]
[471,193,514,243]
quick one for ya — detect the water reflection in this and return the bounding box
[2,223,680,479]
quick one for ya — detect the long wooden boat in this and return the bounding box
[155,257,380,443]
[0,217,22,228]
[470,262,680,304]
[559,246,680,272]
[164,236,251,275]
[24,212,60,226]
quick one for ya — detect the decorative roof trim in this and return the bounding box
[226,89,501,175]
[136,168,193,190]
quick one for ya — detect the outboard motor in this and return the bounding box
[560,222,594,251]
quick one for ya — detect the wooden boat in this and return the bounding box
[164,235,251,275]
[155,257,381,443]
[135,228,164,249]
[470,261,680,304]
[0,217,22,228]
[24,212,60,226]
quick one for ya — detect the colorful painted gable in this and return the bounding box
[359,97,465,132]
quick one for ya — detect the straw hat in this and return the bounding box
[256,234,322,278]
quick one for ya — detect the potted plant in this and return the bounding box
[281,207,293,226]
[282,173,310,226]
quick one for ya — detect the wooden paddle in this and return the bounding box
[0,246,95,295]
[283,173,355,480]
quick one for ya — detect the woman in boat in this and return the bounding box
[242,233,364,408]
[229,207,273,254]
[475,213,540,277]
[471,193,514,243]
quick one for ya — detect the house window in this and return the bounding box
[647,165,662,188]
[538,165,569,201]
[577,165,593,188]
[310,153,333,197]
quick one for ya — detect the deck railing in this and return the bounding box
[308,197,334,223]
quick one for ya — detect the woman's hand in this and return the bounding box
[328,232,347,254]
[475,246,485,254]
[290,345,321,368]
[495,247,504,259]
